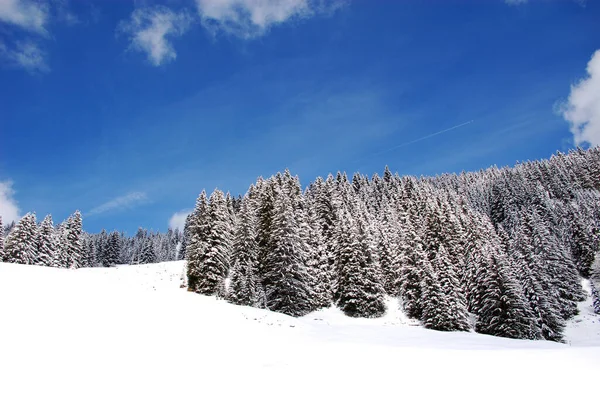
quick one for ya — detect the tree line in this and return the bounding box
[0,213,183,268]
[184,147,600,341]
[2,147,599,340]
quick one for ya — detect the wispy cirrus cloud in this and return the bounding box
[559,49,600,147]
[0,40,48,72]
[118,1,346,66]
[0,0,49,33]
[196,0,347,38]
[0,0,77,73]
[118,6,193,66]
[87,192,148,216]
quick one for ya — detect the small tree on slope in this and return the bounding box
[3,213,38,264]
[426,244,470,331]
[195,189,232,297]
[591,281,600,315]
[262,188,313,316]
[228,197,260,306]
[36,215,55,267]
[0,216,4,261]
[335,209,386,318]
[65,211,83,269]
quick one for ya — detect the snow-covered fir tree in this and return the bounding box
[334,208,386,318]
[4,147,600,343]
[36,215,55,267]
[228,195,259,306]
[65,211,83,269]
[3,213,38,264]
[261,184,313,316]
[0,216,4,261]
[193,189,232,297]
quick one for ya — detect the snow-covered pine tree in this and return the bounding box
[195,189,232,297]
[335,208,386,318]
[82,236,97,267]
[52,223,68,267]
[103,231,121,267]
[140,237,156,264]
[261,185,313,316]
[474,245,538,340]
[3,213,38,264]
[420,260,453,331]
[228,196,259,306]
[591,281,600,315]
[65,211,83,269]
[396,220,428,320]
[178,213,192,261]
[427,244,470,331]
[186,191,210,292]
[376,203,401,296]
[0,216,4,261]
[36,215,55,267]
[305,204,333,309]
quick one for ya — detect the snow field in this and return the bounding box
[1,261,599,399]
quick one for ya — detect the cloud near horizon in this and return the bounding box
[87,192,148,217]
[0,180,20,224]
[560,49,600,147]
[168,209,191,231]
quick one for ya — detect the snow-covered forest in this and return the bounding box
[1,214,183,268]
[185,147,600,341]
[2,147,600,341]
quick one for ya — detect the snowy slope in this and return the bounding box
[1,261,599,399]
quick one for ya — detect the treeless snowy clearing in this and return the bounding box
[1,261,598,399]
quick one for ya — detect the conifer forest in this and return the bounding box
[2,148,600,341]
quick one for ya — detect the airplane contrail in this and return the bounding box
[354,119,475,169]
[371,120,475,158]
[373,120,475,160]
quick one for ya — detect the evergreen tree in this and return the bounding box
[426,244,470,331]
[475,247,537,340]
[0,216,4,261]
[65,211,83,269]
[104,232,121,267]
[3,213,38,264]
[36,215,55,266]
[397,221,428,320]
[261,186,313,316]
[591,281,600,315]
[335,209,386,318]
[228,197,259,306]
[305,206,333,309]
[83,237,97,268]
[140,237,156,264]
[186,191,210,292]
[195,189,232,297]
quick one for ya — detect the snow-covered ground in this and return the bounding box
[1,261,599,399]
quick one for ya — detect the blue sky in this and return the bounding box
[1,0,599,234]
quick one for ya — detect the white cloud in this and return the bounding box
[87,192,148,216]
[0,180,20,224]
[0,0,49,34]
[0,40,48,72]
[118,6,193,66]
[168,209,191,231]
[560,50,600,147]
[196,0,346,38]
